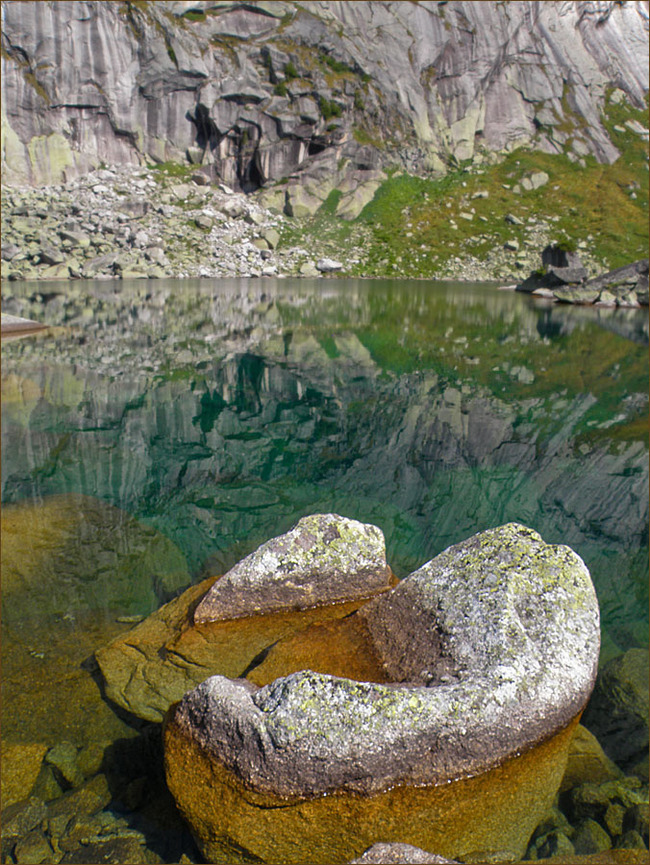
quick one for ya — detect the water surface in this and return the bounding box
[1,277,648,860]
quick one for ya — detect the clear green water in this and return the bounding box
[1,277,648,860]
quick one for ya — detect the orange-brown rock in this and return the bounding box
[164,524,601,863]
[164,712,580,864]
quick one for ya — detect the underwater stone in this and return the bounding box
[194,514,392,623]
[164,523,600,863]
[0,744,47,809]
[581,648,649,778]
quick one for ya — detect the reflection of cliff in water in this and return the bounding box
[2,279,648,653]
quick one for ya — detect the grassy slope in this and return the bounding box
[278,92,649,278]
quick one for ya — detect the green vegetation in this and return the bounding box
[149,161,195,179]
[277,91,648,280]
[181,9,206,22]
[319,97,343,121]
[166,42,178,66]
[274,81,288,97]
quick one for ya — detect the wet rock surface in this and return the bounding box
[582,649,650,780]
[95,575,372,723]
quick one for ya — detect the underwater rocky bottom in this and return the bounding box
[2,509,648,865]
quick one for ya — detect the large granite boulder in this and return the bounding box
[194,513,392,623]
[96,514,394,722]
[554,259,649,307]
[164,523,600,864]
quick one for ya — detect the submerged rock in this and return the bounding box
[164,523,600,864]
[582,648,650,780]
[194,513,392,623]
[560,725,624,792]
[0,744,47,809]
[1,494,191,626]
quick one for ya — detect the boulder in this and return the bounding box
[581,648,649,778]
[97,515,394,722]
[541,244,585,271]
[349,844,457,864]
[284,185,324,217]
[555,260,648,306]
[316,257,344,273]
[573,818,613,855]
[521,171,550,191]
[194,514,391,623]
[164,523,600,864]
[0,743,48,809]
[553,285,601,304]
[560,725,624,792]
[546,265,589,285]
[96,575,376,723]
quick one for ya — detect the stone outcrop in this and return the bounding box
[194,513,392,623]
[554,259,649,307]
[164,523,600,863]
[517,248,649,307]
[1,1,648,188]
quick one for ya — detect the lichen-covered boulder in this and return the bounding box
[96,514,393,722]
[164,523,600,864]
[194,513,392,623]
[349,844,457,864]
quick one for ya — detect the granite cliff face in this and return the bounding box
[1,0,648,189]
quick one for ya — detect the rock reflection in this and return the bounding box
[2,278,648,657]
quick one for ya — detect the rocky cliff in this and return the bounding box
[2,0,648,191]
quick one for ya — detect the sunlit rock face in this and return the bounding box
[163,523,600,864]
[1,1,648,185]
[194,513,393,622]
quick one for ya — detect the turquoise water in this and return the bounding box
[1,277,648,860]
[3,278,648,651]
